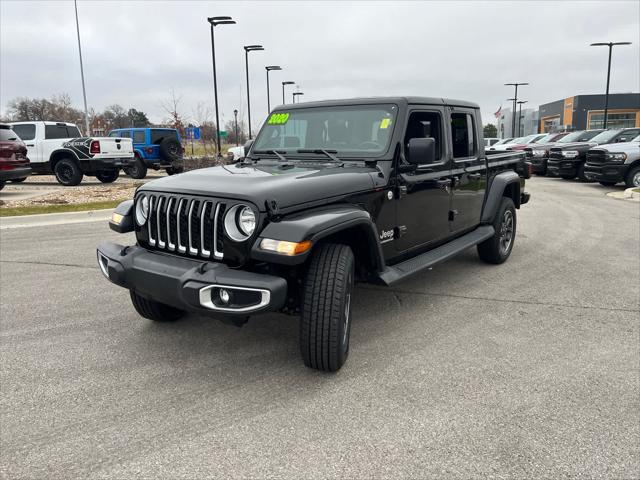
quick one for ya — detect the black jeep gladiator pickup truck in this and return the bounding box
[97,97,530,372]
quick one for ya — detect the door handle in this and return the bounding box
[26,144,34,147]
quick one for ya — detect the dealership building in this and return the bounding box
[538,93,640,133]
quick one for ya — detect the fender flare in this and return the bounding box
[481,171,521,224]
[48,148,81,168]
[133,148,147,160]
[250,205,385,271]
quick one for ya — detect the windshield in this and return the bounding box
[632,135,640,142]
[589,129,623,144]
[521,134,542,144]
[494,138,513,145]
[252,104,398,158]
[536,134,557,144]
[557,130,602,143]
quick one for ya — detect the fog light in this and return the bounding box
[219,289,230,304]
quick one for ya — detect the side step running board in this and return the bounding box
[377,225,495,286]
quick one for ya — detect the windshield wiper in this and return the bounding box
[253,149,288,162]
[297,149,342,163]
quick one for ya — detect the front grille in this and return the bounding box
[549,149,562,159]
[145,194,225,260]
[586,151,606,165]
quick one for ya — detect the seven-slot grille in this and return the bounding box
[586,151,606,165]
[144,194,226,260]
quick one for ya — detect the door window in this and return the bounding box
[119,130,132,138]
[133,131,146,143]
[12,124,36,141]
[451,113,477,158]
[404,111,443,162]
[45,124,81,139]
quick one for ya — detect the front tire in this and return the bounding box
[95,170,119,183]
[0,181,5,191]
[10,177,27,183]
[599,181,617,187]
[129,290,185,322]
[478,197,516,265]
[625,166,640,188]
[166,165,184,175]
[300,243,355,372]
[54,158,83,186]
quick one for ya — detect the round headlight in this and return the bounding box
[135,195,149,225]
[224,204,256,242]
[238,206,256,236]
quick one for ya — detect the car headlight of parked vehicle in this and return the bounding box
[135,195,149,226]
[561,150,579,158]
[532,149,547,157]
[224,204,256,241]
[606,152,627,162]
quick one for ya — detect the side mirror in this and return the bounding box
[243,139,254,157]
[407,137,436,165]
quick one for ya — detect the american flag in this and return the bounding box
[494,106,502,118]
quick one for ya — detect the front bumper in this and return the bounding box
[529,157,548,173]
[583,162,627,184]
[97,242,287,316]
[547,158,580,177]
[0,166,32,182]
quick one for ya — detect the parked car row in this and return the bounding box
[0,121,185,186]
[524,127,640,187]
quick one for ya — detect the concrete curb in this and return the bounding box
[0,208,113,230]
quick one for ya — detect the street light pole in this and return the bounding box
[506,98,516,135]
[244,45,264,139]
[73,0,90,135]
[293,92,304,104]
[208,16,236,159]
[590,41,632,128]
[282,81,294,105]
[505,82,529,137]
[265,65,282,113]
[233,109,239,146]
[517,100,528,136]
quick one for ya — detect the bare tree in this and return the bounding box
[160,88,187,133]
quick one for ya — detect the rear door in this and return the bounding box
[395,106,452,252]
[449,108,487,234]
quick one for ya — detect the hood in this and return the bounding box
[589,141,640,155]
[550,141,598,150]
[138,161,378,211]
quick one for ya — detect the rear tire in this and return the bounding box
[300,243,355,372]
[577,163,589,182]
[124,157,147,179]
[0,181,5,191]
[95,170,119,183]
[599,181,617,187]
[54,158,83,186]
[625,166,640,188]
[560,174,574,180]
[477,197,516,265]
[129,290,185,322]
[166,165,184,175]
[10,177,27,183]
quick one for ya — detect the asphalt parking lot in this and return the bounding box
[1,176,638,478]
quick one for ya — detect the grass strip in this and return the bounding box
[0,199,125,217]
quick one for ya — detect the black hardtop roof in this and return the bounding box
[272,96,480,111]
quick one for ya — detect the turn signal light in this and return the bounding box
[111,212,124,224]
[259,238,313,256]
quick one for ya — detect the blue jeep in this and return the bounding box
[108,128,184,179]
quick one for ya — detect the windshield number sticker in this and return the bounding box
[268,113,290,125]
[380,118,391,129]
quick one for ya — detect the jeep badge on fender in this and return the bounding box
[97,97,530,372]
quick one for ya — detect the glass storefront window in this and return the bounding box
[588,112,637,129]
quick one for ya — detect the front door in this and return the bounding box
[449,108,486,234]
[395,108,452,252]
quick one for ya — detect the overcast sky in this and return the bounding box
[1,0,638,128]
